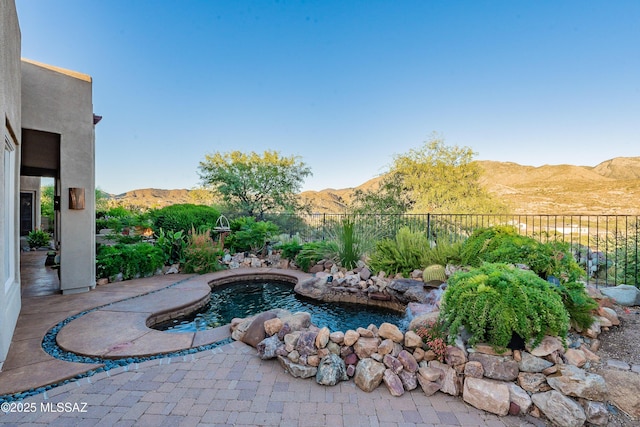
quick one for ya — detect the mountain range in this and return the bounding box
[107,157,640,215]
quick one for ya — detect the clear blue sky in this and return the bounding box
[16,1,640,195]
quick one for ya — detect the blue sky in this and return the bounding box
[16,1,640,195]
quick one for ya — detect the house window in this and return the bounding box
[3,135,16,294]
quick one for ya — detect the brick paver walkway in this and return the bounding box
[1,341,537,427]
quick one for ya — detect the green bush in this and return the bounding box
[278,239,304,260]
[150,204,220,235]
[442,263,570,351]
[27,229,50,249]
[461,226,585,282]
[422,241,464,267]
[154,229,187,265]
[96,243,164,280]
[182,229,226,274]
[225,217,279,253]
[369,227,430,276]
[295,241,338,272]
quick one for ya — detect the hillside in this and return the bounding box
[106,157,640,215]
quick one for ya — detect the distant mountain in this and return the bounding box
[106,157,640,215]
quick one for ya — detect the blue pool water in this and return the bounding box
[154,280,409,333]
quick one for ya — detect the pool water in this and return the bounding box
[154,280,410,333]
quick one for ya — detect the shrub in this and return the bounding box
[27,229,50,249]
[441,263,570,351]
[422,241,463,267]
[413,318,448,362]
[154,229,188,265]
[96,243,164,280]
[369,227,430,276]
[150,204,220,235]
[278,239,304,260]
[294,241,338,272]
[225,217,279,253]
[182,229,225,274]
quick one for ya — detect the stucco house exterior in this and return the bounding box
[1,0,97,370]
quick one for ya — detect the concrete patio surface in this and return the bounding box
[0,252,538,426]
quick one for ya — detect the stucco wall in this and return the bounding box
[21,60,96,294]
[0,0,22,370]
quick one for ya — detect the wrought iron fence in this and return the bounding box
[263,213,639,287]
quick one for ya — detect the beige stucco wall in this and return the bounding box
[0,0,22,370]
[21,60,96,294]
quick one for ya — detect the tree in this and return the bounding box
[350,173,413,215]
[350,136,507,214]
[198,150,312,219]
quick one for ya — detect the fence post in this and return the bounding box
[322,213,326,241]
[427,213,431,241]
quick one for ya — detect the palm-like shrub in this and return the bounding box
[441,263,570,351]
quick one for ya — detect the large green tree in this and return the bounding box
[198,150,312,219]
[351,136,507,214]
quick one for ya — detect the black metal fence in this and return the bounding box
[264,213,639,287]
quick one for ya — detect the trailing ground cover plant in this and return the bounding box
[441,263,570,351]
[459,226,597,329]
[182,228,225,274]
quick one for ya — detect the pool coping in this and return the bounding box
[0,268,311,397]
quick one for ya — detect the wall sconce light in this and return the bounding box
[69,187,85,210]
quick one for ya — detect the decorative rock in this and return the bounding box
[263,317,284,336]
[377,339,394,355]
[408,309,441,330]
[383,369,405,396]
[463,377,510,416]
[316,354,348,386]
[354,358,386,392]
[429,360,461,396]
[241,311,278,347]
[344,330,360,346]
[288,350,300,363]
[600,284,640,306]
[383,354,404,374]
[398,370,418,391]
[422,350,437,362]
[463,361,484,379]
[360,267,371,281]
[445,346,467,366]
[473,343,512,357]
[256,335,283,360]
[564,348,587,367]
[590,338,601,352]
[417,374,442,396]
[371,353,383,362]
[404,330,423,348]
[295,331,319,356]
[413,347,425,363]
[340,345,353,358]
[606,358,630,370]
[546,365,607,401]
[344,352,358,366]
[507,383,532,414]
[353,337,380,359]
[307,355,320,367]
[582,400,609,426]
[329,331,344,344]
[579,345,600,362]
[378,322,404,343]
[280,312,312,332]
[585,321,601,339]
[468,353,519,381]
[356,327,375,338]
[278,355,317,378]
[518,351,553,373]
[602,369,640,420]
[418,366,442,382]
[527,336,564,357]
[326,341,340,355]
[315,327,330,349]
[346,364,356,377]
[397,350,419,373]
[531,390,586,427]
[599,306,620,326]
[517,372,551,393]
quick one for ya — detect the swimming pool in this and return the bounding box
[153,280,410,333]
